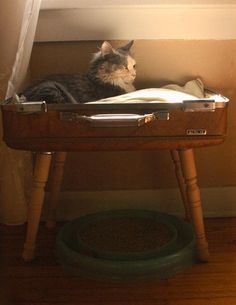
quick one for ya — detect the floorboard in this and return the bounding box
[2,218,236,305]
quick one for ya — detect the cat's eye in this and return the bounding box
[123,64,136,70]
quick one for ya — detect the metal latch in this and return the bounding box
[12,101,47,113]
[11,94,47,113]
[154,110,170,120]
[183,100,215,112]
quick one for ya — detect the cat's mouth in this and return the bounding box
[125,80,135,84]
[126,76,136,83]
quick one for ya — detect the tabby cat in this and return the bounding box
[22,41,136,104]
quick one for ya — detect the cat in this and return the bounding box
[22,41,136,104]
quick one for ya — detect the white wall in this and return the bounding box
[36,1,236,41]
[41,0,236,9]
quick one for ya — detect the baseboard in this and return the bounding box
[43,186,236,221]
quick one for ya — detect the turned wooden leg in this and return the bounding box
[178,148,210,262]
[46,152,67,229]
[23,152,52,262]
[170,150,191,220]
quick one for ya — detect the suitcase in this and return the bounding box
[0,88,229,152]
[0,87,229,263]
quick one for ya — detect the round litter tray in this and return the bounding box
[56,209,197,281]
[75,210,178,260]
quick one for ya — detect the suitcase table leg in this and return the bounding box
[170,150,191,220]
[46,152,67,229]
[22,152,52,262]
[178,148,210,262]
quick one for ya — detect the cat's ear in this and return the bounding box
[100,41,114,56]
[119,40,134,52]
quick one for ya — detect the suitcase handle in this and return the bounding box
[60,111,169,127]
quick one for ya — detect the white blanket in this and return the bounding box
[88,78,205,104]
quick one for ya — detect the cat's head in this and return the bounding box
[90,41,136,92]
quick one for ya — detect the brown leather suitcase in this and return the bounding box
[1,88,229,152]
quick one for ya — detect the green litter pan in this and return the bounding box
[55,209,197,281]
[75,209,178,261]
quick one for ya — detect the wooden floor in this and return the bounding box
[2,217,236,305]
